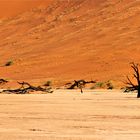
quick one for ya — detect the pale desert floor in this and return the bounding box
[0,90,140,140]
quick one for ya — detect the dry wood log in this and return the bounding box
[1,81,53,94]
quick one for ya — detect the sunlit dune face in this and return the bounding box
[0,0,53,18]
[0,0,139,86]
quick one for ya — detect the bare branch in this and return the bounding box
[125,62,140,97]
[125,76,136,87]
[131,62,140,83]
[0,81,53,94]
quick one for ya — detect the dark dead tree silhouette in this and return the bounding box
[67,80,96,93]
[0,79,8,85]
[124,62,140,98]
[1,81,53,94]
[74,80,85,93]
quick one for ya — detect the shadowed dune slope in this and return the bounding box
[0,0,140,84]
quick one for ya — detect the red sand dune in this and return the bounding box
[0,0,53,18]
[0,0,140,86]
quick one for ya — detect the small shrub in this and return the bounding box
[90,82,105,89]
[90,81,114,90]
[0,78,8,84]
[90,86,96,89]
[43,81,52,87]
[95,82,105,88]
[69,18,76,22]
[5,60,13,66]
[106,81,114,89]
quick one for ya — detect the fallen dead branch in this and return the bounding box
[0,79,8,85]
[66,80,96,93]
[1,81,53,94]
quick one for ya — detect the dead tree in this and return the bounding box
[67,80,96,93]
[125,62,140,98]
[1,81,53,94]
[0,79,8,85]
[74,80,84,93]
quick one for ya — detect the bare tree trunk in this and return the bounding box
[137,86,140,98]
[125,62,140,98]
[80,88,83,93]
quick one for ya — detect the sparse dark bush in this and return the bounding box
[90,86,97,89]
[90,82,105,89]
[0,78,8,85]
[43,81,52,87]
[106,81,114,89]
[95,82,105,88]
[5,60,13,66]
